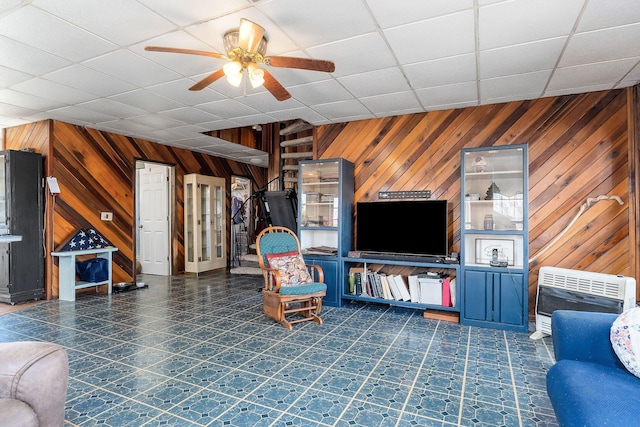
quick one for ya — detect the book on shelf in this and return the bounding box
[449,278,457,307]
[441,278,451,307]
[379,274,392,300]
[392,275,411,301]
[408,275,420,303]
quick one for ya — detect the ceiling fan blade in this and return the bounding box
[266,56,335,73]
[189,69,225,91]
[263,71,291,101]
[238,18,265,53]
[145,46,226,59]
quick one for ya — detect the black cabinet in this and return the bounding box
[0,150,44,304]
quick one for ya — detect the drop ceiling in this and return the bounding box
[1,0,639,166]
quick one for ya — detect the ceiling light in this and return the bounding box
[247,63,265,88]
[223,61,243,87]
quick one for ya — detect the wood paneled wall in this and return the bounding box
[4,120,267,298]
[317,89,635,315]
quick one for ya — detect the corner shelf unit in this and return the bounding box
[341,256,461,313]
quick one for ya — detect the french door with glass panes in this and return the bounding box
[184,174,226,273]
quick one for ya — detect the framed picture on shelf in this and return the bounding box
[475,238,515,265]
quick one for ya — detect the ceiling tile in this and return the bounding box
[0,6,116,62]
[311,99,371,121]
[110,89,185,113]
[45,65,136,97]
[33,0,175,45]
[560,23,640,67]
[77,98,148,118]
[0,88,63,111]
[404,53,476,89]
[136,0,251,27]
[196,98,260,119]
[147,79,224,106]
[132,32,225,78]
[46,105,119,124]
[385,10,475,63]
[0,35,70,75]
[359,91,422,115]
[479,0,584,50]
[286,79,353,105]
[367,0,473,29]
[479,37,566,79]
[577,0,640,31]
[83,50,182,88]
[11,78,96,104]
[0,0,21,14]
[160,107,221,124]
[548,57,639,92]
[0,65,31,88]
[338,67,411,98]
[306,32,397,77]
[228,91,303,114]
[257,0,378,48]
[480,70,551,101]
[128,114,187,130]
[416,81,478,108]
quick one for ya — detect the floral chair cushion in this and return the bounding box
[266,250,313,287]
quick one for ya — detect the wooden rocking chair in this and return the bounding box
[255,226,327,329]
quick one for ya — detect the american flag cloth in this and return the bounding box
[58,228,113,251]
[85,227,112,248]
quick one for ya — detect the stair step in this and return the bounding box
[282,151,313,160]
[230,266,263,276]
[280,136,313,148]
[242,254,259,263]
[283,177,298,183]
[280,119,312,136]
[282,165,298,171]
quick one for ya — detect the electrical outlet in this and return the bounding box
[101,212,113,221]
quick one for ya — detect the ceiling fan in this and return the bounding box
[145,18,335,101]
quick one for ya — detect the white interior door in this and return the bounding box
[139,163,170,275]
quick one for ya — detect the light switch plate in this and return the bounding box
[101,212,113,221]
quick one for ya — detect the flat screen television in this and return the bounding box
[356,200,448,257]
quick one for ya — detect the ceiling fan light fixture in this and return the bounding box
[247,63,265,88]
[223,61,243,87]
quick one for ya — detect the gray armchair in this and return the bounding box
[0,341,69,427]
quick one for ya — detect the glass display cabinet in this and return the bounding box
[460,144,529,332]
[298,158,354,306]
[184,174,226,273]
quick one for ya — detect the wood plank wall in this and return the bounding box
[4,120,267,298]
[317,89,634,315]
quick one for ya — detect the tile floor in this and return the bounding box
[0,272,559,426]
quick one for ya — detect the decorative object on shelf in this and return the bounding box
[483,214,494,230]
[485,182,501,200]
[57,228,113,252]
[473,156,487,172]
[475,238,514,266]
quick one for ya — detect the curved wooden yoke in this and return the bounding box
[256,226,327,329]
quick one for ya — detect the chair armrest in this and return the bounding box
[551,310,623,369]
[262,267,283,292]
[306,264,324,283]
[0,342,68,427]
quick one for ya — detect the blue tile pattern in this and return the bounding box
[0,272,559,426]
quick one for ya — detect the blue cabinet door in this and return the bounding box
[463,269,525,328]
[303,255,339,307]
[464,270,490,321]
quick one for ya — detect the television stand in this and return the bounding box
[342,254,461,317]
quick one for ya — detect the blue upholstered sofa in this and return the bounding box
[547,310,640,427]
